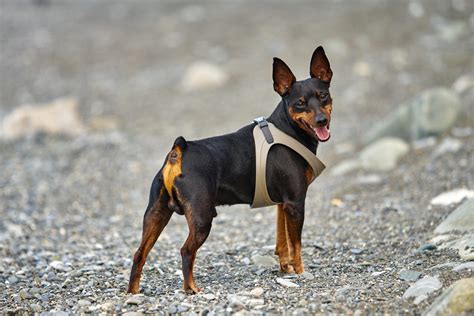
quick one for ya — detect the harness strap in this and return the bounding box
[251,117,326,208]
[253,116,274,144]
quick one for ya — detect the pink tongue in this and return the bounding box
[314,126,330,141]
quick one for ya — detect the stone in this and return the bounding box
[276,278,299,288]
[452,74,474,94]
[358,137,409,171]
[78,299,92,307]
[371,271,386,276]
[30,304,42,312]
[424,278,474,316]
[350,248,363,255]
[126,294,145,305]
[432,138,463,157]
[7,275,18,284]
[19,289,28,300]
[416,243,437,253]
[181,61,228,92]
[364,87,462,144]
[168,304,178,314]
[250,287,264,297]
[438,234,474,260]
[452,262,474,272]
[100,301,115,311]
[434,198,474,233]
[355,174,382,184]
[399,270,422,281]
[1,97,86,139]
[301,271,315,280]
[330,159,360,176]
[248,298,264,307]
[49,260,72,272]
[251,255,277,267]
[241,257,251,265]
[203,293,215,300]
[430,235,454,245]
[403,275,442,304]
[431,190,474,206]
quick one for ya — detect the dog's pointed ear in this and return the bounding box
[310,46,333,84]
[273,57,296,96]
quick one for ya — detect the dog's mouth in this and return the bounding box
[300,120,331,142]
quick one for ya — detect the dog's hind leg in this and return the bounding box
[128,176,173,294]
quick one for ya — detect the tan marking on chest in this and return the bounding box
[305,165,313,184]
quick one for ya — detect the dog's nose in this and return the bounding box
[316,115,328,126]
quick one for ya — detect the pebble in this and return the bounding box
[30,303,42,312]
[249,298,264,307]
[7,275,18,284]
[371,271,386,277]
[241,257,251,265]
[168,304,178,314]
[50,260,72,272]
[398,270,422,281]
[250,287,264,297]
[78,299,92,307]
[415,243,437,253]
[126,295,145,305]
[251,255,277,267]
[47,271,57,281]
[350,248,364,255]
[276,278,299,288]
[100,301,115,311]
[301,271,315,280]
[452,262,474,272]
[203,293,216,300]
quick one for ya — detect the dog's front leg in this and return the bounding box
[282,201,305,274]
[275,204,295,273]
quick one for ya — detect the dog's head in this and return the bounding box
[273,46,333,142]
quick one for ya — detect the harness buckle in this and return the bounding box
[253,117,274,144]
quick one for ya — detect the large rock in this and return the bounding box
[403,275,442,304]
[364,87,462,144]
[438,234,474,261]
[435,199,474,233]
[1,97,85,139]
[359,137,409,171]
[431,189,474,206]
[424,278,474,316]
[330,137,409,175]
[181,61,228,92]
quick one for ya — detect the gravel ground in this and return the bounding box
[1,0,473,314]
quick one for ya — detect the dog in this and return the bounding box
[128,46,333,294]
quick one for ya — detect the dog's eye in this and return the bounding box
[319,92,328,101]
[295,99,306,108]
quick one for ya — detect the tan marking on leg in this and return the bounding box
[275,204,295,273]
[286,216,304,274]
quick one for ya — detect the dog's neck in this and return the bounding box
[267,99,319,154]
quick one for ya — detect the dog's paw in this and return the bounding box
[184,285,202,295]
[279,262,295,274]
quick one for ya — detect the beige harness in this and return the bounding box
[251,117,326,208]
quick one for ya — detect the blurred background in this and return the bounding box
[0,0,473,314]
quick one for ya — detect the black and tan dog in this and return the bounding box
[128,46,333,294]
